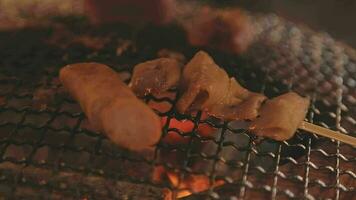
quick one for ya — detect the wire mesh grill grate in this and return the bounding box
[0,16,354,200]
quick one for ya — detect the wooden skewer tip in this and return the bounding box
[299,121,356,147]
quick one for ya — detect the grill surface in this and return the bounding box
[0,16,355,200]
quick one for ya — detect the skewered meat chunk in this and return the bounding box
[209,90,267,120]
[59,63,161,152]
[129,58,181,97]
[182,7,253,54]
[176,51,229,113]
[176,51,266,120]
[249,92,310,141]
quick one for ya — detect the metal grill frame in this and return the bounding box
[0,16,354,200]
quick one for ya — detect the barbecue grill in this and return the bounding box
[0,2,355,200]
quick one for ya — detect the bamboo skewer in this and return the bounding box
[299,121,356,146]
[173,121,355,200]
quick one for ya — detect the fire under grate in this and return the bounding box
[0,16,355,200]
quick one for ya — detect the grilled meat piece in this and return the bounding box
[60,63,161,152]
[129,58,181,97]
[249,92,310,141]
[176,51,266,120]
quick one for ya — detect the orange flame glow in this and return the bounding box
[161,113,215,145]
[166,171,224,198]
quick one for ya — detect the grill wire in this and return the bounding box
[0,14,354,200]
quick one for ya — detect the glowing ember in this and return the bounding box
[153,106,218,198]
[152,165,166,184]
[161,113,215,145]
[166,171,224,198]
[152,165,224,199]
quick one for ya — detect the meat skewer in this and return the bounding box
[173,51,354,145]
[174,51,307,140]
[299,122,356,146]
[248,92,310,141]
[129,58,181,97]
[176,51,266,121]
[59,63,161,152]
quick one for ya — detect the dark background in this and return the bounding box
[236,0,356,48]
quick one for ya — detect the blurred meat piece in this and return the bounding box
[176,51,266,120]
[60,63,161,152]
[84,0,176,25]
[129,58,181,97]
[182,7,253,54]
[249,92,310,141]
[157,49,186,64]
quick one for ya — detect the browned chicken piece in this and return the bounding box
[249,92,310,141]
[60,63,161,152]
[129,58,181,97]
[182,7,253,54]
[176,51,266,120]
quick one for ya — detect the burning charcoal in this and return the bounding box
[160,114,215,145]
[165,170,224,198]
